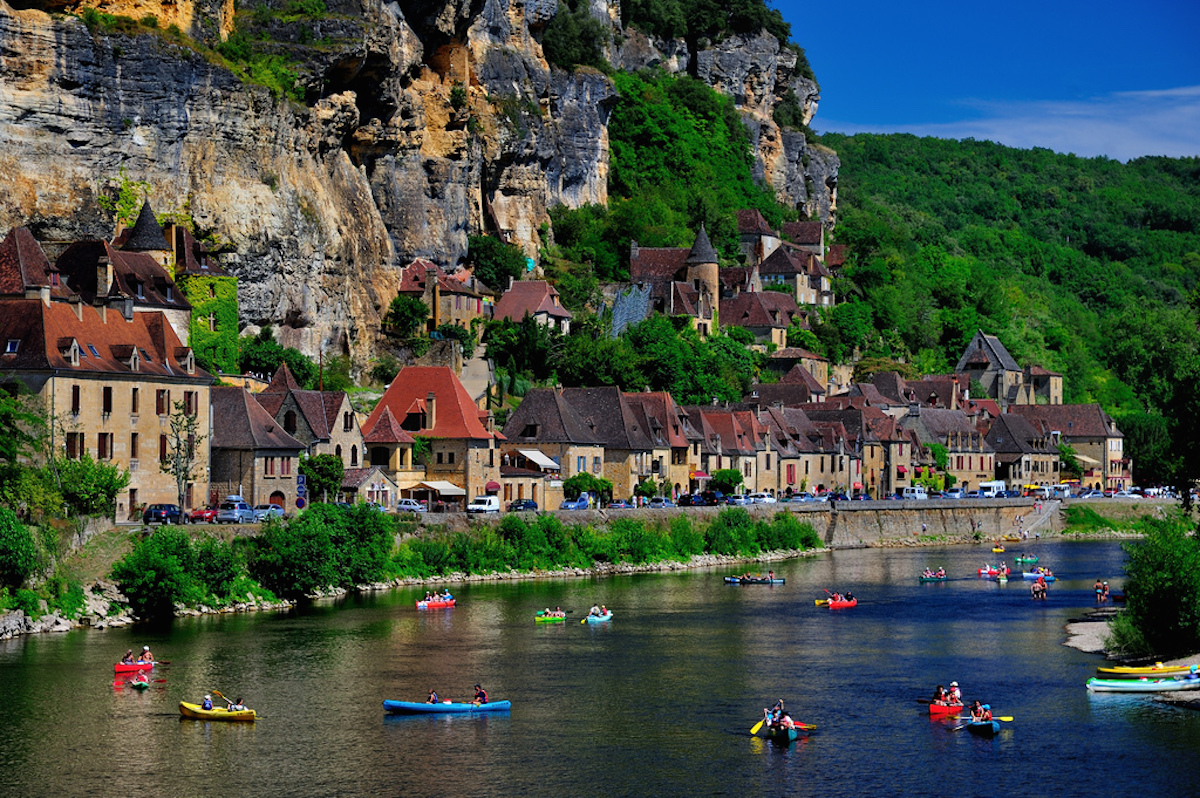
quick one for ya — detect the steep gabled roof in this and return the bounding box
[396,258,482,298]
[55,239,190,312]
[560,387,654,450]
[629,246,688,284]
[172,226,229,276]
[956,330,1022,373]
[211,386,305,451]
[363,366,494,440]
[985,413,1050,455]
[623,391,691,448]
[758,246,812,277]
[737,209,776,237]
[493,280,572,323]
[1007,404,1123,439]
[870,371,908,403]
[502,388,604,444]
[362,407,415,444]
[781,220,823,246]
[0,228,60,297]
[263,361,303,393]
[720,291,799,329]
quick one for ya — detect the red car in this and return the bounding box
[190,506,219,524]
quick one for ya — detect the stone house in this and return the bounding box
[558,386,659,500]
[1007,404,1129,490]
[360,406,422,492]
[492,279,572,333]
[736,208,782,266]
[984,412,1060,489]
[682,406,761,493]
[623,390,699,496]
[339,466,400,507]
[254,363,364,470]
[625,226,720,337]
[396,258,492,332]
[719,291,802,348]
[501,387,604,508]
[209,386,303,509]
[361,366,500,505]
[896,405,995,491]
[781,220,824,257]
[758,246,833,307]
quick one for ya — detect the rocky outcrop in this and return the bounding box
[0,0,835,365]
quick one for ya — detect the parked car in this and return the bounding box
[647,496,676,509]
[828,492,850,502]
[747,492,776,504]
[813,492,831,502]
[788,492,816,503]
[851,493,871,501]
[965,490,981,499]
[466,495,502,513]
[726,494,750,506]
[396,498,427,513]
[927,490,946,499]
[698,491,725,506]
[143,503,183,524]
[676,494,697,507]
[506,498,538,512]
[253,504,286,522]
[1114,490,1141,499]
[944,488,965,499]
[217,500,255,524]
[189,505,219,524]
[608,499,634,509]
[559,496,590,510]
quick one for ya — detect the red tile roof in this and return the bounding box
[720,291,800,329]
[362,406,415,444]
[0,297,208,380]
[363,366,494,440]
[781,221,823,245]
[211,386,305,450]
[629,247,689,284]
[397,259,482,297]
[493,280,572,322]
[737,209,776,237]
[55,240,190,312]
[0,228,56,296]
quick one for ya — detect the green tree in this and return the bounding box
[0,389,43,467]
[159,399,205,512]
[238,328,319,388]
[0,507,37,588]
[1058,443,1082,479]
[709,468,744,495]
[111,526,198,618]
[466,235,526,291]
[384,295,430,338]
[54,452,130,517]
[562,473,613,502]
[301,453,344,503]
[1107,519,1200,657]
[541,0,610,70]
[96,167,150,228]
[250,513,338,599]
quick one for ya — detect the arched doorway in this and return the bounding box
[269,490,286,507]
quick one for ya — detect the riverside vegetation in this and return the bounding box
[3,504,821,623]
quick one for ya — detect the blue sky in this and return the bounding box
[781,0,1200,161]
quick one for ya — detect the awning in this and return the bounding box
[415,481,466,497]
[896,466,908,474]
[518,449,560,470]
[1075,454,1101,465]
[690,471,711,480]
[485,481,501,492]
[853,482,863,490]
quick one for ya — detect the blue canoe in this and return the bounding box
[383,700,512,714]
[724,577,786,585]
[966,720,1000,737]
[1022,572,1056,582]
[584,612,614,623]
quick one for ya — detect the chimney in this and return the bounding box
[630,239,639,260]
[508,275,515,290]
[97,256,113,296]
[908,402,920,417]
[426,391,436,430]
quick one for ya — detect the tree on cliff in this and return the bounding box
[466,235,526,292]
[238,328,318,388]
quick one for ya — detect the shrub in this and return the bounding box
[669,514,704,557]
[1112,518,1200,657]
[0,507,37,588]
[193,536,241,598]
[249,514,338,599]
[111,526,199,618]
[704,507,759,556]
[332,504,395,584]
[55,454,130,517]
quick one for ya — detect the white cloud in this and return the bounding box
[815,86,1200,161]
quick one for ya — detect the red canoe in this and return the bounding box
[928,702,963,716]
[114,661,155,674]
[416,599,456,609]
[828,598,858,609]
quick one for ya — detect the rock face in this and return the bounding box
[0,0,836,363]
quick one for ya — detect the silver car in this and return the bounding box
[253,504,286,522]
[217,500,255,524]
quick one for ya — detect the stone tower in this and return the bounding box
[685,224,720,326]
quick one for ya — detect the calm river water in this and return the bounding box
[3,538,1200,797]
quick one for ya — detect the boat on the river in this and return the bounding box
[383,699,512,714]
[1086,676,1200,693]
[992,546,1006,553]
[584,611,613,623]
[179,701,256,721]
[114,661,154,674]
[1097,663,1194,676]
[977,566,1008,577]
[416,598,455,609]
[1022,571,1055,582]
[919,574,947,583]
[928,702,963,717]
[1014,555,1039,564]
[966,720,1000,737]
[535,613,566,623]
[827,598,858,609]
[761,722,817,742]
[724,576,785,585]
[1002,534,1021,542]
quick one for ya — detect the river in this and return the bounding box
[2,538,1199,797]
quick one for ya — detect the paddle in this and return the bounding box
[952,715,1013,722]
[814,599,829,606]
[750,718,765,735]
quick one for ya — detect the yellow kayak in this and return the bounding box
[179,701,257,721]
[1096,663,1193,676]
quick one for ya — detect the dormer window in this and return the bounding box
[87,344,100,358]
[140,348,153,364]
[4,339,18,354]
[134,281,144,299]
[166,286,173,302]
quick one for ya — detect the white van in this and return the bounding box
[466,495,501,513]
[978,481,1007,498]
[901,486,928,500]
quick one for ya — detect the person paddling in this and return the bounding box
[121,649,135,665]
[427,689,439,704]
[226,696,246,711]
[473,684,489,705]
[139,645,154,663]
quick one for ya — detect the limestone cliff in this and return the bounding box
[0,0,836,364]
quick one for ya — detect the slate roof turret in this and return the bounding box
[686,224,719,265]
[121,201,172,252]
